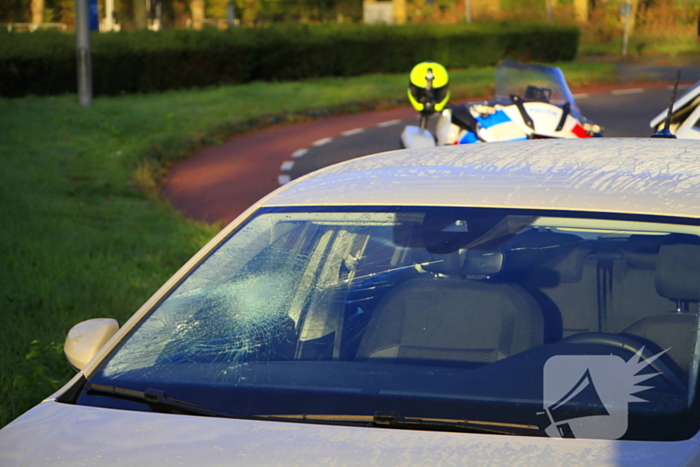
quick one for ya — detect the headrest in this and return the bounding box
[624,235,672,270]
[655,244,700,301]
[413,250,464,276]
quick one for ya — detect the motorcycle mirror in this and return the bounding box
[650,70,681,139]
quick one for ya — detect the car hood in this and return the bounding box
[1,401,700,467]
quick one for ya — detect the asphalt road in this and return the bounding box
[288,84,688,181]
[165,68,700,224]
[577,85,685,137]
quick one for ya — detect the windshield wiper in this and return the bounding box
[373,411,541,436]
[84,383,233,418]
[84,384,542,436]
[256,411,541,436]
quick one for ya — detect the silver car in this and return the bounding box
[3,139,700,466]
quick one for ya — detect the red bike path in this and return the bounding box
[162,82,679,226]
[163,105,419,224]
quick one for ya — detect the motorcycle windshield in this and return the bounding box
[493,60,583,119]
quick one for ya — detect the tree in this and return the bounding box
[31,0,45,23]
[190,0,204,28]
[573,0,588,23]
[133,0,147,28]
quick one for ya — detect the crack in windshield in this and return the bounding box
[81,208,700,441]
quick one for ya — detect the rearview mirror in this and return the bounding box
[64,318,120,371]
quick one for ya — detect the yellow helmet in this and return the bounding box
[407,61,450,114]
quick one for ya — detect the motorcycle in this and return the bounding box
[401,60,603,149]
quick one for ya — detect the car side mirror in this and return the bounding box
[64,318,120,371]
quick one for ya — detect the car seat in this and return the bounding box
[356,248,544,366]
[622,243,700,381]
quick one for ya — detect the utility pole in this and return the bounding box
[545,0,552,23]
[465,0,471,24]
[76,0,93,106]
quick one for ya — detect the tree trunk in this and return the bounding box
[573,0,588,23]
[133,0,148,29]
[31,0,44,24]
[392,0,405,24]
[471,0,499,19]
[190,0,205,29]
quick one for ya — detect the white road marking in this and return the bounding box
[312,137,333,146]
[377,119,401,127]
[280,161,294,171]
[573,93,589,99]
[342,128,365,136]
[611,88,644,96]
[291,148,308,158]
[278,175,291,185]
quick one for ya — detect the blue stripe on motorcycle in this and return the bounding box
[478,110,511,129]
[459,131,480,144]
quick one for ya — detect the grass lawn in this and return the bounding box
[0,62,616,427]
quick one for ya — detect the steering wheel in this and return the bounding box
[559,332,686,392]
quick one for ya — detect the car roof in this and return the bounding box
[263,138,700,219]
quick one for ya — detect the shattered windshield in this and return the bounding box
[81,206,700,441]
[493,60,582,118]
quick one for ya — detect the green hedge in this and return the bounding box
[0,23,579,97]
